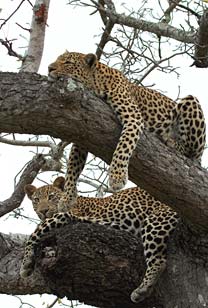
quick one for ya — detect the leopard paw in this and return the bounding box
[130,285,152,303]
[108,170,128,191]
[58,190,77,212]
[20,259,35,278]
[20,264,34,278]
[20,250,35,278]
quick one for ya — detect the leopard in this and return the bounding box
[47,51,206,206]
[20,176,179,303]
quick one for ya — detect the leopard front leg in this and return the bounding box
[108,91,144,191]
[20,213,76,278]
[109,120,143,191]
[20,212,94,278]
[58,144,88,211]
[20,241,36,278]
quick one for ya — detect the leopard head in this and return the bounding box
[24,177,65,220]
[48,51,97,87]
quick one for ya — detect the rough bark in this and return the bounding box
[0,71,208,307]
[194,9,208,67]
[0,72,208,230]
[20,0,50,72]
[0,154,45,217]
[0,232,50,295]
[102,4,195,44]
[0,221,207,308]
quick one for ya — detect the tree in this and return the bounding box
[0,1,208,308]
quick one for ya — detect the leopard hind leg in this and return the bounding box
[130,211,178,303]
[172,95,206,162]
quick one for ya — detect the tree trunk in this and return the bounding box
[0,222,207,308]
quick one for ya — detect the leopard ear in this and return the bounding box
[24,184,37,200]
[84,53,97,68]
[53,176,65,191]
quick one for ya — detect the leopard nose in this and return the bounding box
[40,208,48,216]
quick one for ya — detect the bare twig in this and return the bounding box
[107,34,190,82]
[0,135,54,148]
[14,295,36,308]
[99,4,195,44]
[0,154,46,217]
[41,141,68,172]
[26,0,34,7]
[16,22,31,32]
[96,19,114,59]
[78,177,112,194]
[161,0,182,23]
[0,0,26,30]
[0,38,24,61]
[46,297,59,308]
[137,49,192,84]
[177,2,201,19]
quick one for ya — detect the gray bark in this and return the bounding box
[0,222,207,308]
[0,154,45,217]
[0,71,208,307]
[194,9,208,67]
[103,5,195,44]
[20,0,50,72]
[103,3,208,67]
[0,232,49,295]
[0,72,208,229]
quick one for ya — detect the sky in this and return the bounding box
[0,0,208,307]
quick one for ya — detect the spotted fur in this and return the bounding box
[21,177,179,303]
[48,52,206,201]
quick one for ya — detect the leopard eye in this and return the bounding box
[33,197,39,203]
[64,61,71,64]
[64,59,75,65]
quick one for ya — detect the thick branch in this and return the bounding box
[96,19,114,60]
[0,231,51,295]
[20,0,50,72]
[102,6,195,44]
[95,0,115,59]
[194,9,208,67]
[0,226,154,307]
[0,154,45,217]
[97,3,208,67]
[0,72,208,230]
[1,222,207,308]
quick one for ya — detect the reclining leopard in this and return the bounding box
[48,51,206,203]
[20,176,179,303]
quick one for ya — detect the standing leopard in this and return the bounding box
[20,176,179,303]
[48,51,206,207]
